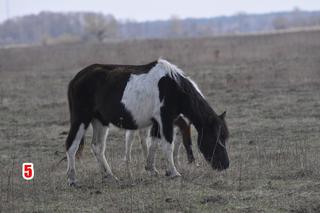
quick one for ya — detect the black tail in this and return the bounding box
[65,82,85,158]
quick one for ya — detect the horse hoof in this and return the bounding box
[68,181,80,188]
[165,170,181,178]
[146,170,159,176]
[102,175,119,184]
[188,159,195,164]
[119,158,127,167]
[147,170,159,176]
[145,166,159,176]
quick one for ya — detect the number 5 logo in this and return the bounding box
[22,163,34,180]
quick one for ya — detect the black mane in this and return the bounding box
[174,74,218,129]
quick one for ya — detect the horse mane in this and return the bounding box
[156,59,185,81]
[157,59,215,127]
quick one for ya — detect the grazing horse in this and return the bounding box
[123,115,194,177]
[65,59,229,186]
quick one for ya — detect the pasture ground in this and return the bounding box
[1,30,320,212]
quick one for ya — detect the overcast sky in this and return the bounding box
[1,0,319,22]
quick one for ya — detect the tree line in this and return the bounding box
[0,9,320,46]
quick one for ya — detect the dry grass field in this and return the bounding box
[1,29,320,212]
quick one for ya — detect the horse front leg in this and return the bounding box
[160,111,181,178]
[181,126,195,164]
[145,123,160,176]
[161,139,181,177]
[174,116,195,164]
[173,127,182,166]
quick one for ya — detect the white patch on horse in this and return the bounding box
[179,113,190,124]
[121,59,182,128]
[160,139,181,177]
[68,123,85,156]
[157,58,185,81]
[124,130,135,178]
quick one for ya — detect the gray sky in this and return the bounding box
[1,0,319,22]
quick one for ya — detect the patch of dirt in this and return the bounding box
[200,195,228,205]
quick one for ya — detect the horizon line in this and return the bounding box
[1,8,319,24]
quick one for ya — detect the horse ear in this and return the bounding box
[219,111,226,120]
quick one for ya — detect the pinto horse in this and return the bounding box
[65,59,229,186]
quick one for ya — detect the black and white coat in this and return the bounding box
[66,59,229,186]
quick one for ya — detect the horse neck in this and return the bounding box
[180,95,215,131]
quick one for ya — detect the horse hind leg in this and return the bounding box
[91,119,118,183]
[124,130,135,179]
[66,121,86,186]
[138,128,150,160]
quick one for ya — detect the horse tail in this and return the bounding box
[65,81,86,159]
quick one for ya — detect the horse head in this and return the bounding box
[198,111,230,170]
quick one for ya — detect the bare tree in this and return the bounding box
[83,13,118,42]
[168,15,183,38]
[273,16,288,30]
[235,12,249,32]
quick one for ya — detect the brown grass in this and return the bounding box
[0,29,320,212]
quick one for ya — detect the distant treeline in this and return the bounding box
[0,9,320,46]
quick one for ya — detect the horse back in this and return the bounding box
[68,61,159,128]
